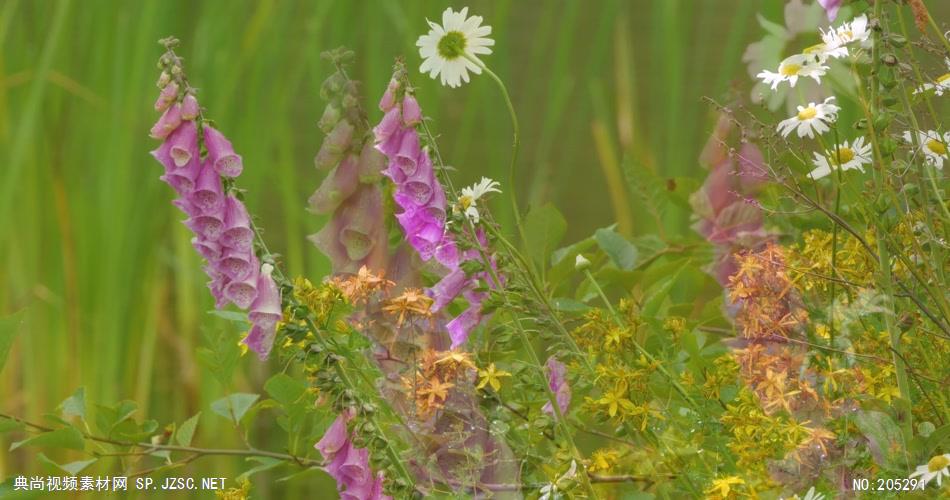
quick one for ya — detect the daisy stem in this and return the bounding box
[463,54,531,262]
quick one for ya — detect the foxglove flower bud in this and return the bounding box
[180,94,200,121]
[315,412,393,500]
[204,126,243,177]
[318,102,342,133]
[150,104,182,139]
[244,264,281,359]
[154,82,179,111]
[541,356,571,416]
[164,120,199,168]
[401,94,421,126]
[378,78,399,112]
[308,155,360,214]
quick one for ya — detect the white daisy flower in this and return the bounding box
[758,53,830,90]
[802,41,849,62]
[456,177,501,223]
[914,58,950,96]
[777,97,840,139]
[808,137,872,179]
[903,130,949,168]
[416,7,494,88]
[821,14,871,50]
[909,454,950,488]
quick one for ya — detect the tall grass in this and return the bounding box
[7,0,930,495]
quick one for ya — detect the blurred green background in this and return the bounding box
[4,0,944,497]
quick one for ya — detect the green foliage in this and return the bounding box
[211,393,260,425]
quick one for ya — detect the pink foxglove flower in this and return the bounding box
[817,0,842,22]
[315,413,393,500]
[203,125,243,177]
[542,356,571,416]
[245,263,281,359]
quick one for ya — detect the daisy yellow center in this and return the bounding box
[928,455,949,472]
[803,43,826,55]
[841,30,854,40]
[937,73,950,84]
[798,107,818,121]
[781,63,802,76]
[926,139,947,156]
[458,195,474,209]
[832,147,855,165]
[437,31,467,60]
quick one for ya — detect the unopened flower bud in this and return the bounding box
[402,94,421,126]
[318,103,342,133]
[575,254,591,271]
[180,94,199,120]
[378,78,400,111]
[320,72,346,100]
[156,71,171,88]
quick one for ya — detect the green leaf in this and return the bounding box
[198,330,241,388]
[854,410,904,469]
[551,297,591,313]
[207,310,252,326]
[921,423,950,458]
[59,387,86,420]
[0,417,23,433]
[0,310,25,375]
[524,203,567,269]
[11,426,84,451]
[211,393,259,425]
[175,412,201,447]
[37,453,97,475]
[595,228,638,270]
[264,374,306,406]
[236,456,284,482]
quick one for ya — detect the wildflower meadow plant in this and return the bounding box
[3,3,949,499]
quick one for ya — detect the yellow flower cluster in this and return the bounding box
[720,389,807,474]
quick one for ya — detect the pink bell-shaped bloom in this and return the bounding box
[308,155,360,214]
[160,155,203,195]
[541,356,572,416]
[393,132,421,178]
[337,189,383,262]
[243,324,276,360]
[378,78,399,112]
[447,304,484,349]
[401,94,421,126]
[190,162,224,214]
[248,264,281,329]
[203,126,244,178]
[180,94,200,120]
[191,237,222,262]
[185,208,225,242]
[154,81,179,111]
[338,444,371,484]
[165,121,199,168]
[357,142,386,183]
[206,269,232,310]
[316,413,351,458]
[429,268,468,312]
[223,258,259,309]
[217,247,255,281]
[150,104,182,139]
[373,107,402,146]
[817,0,842,21]
[219,195,254,251]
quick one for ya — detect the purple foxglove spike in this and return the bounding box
[409,222,446,260]
[393,131,421,178]
[318,102,342,134]
[428,267,468,311]
[180,94,200,120]
[217,247,255,281]
[309,222,351,271]
[373,107,402,146]
[542,356,571,416]
[400,165,435,207]
[190,162,224,214]
[161,155,203,195]
[370,472,392,500]
[242,323,276,360]
[402,94,421,126]
[309,155,360,214]
[191,236,222,261]
[249,263,282,328]
[357,142,386,183]
[325,440,351,482]
[316,413,351,459]
[166,121,199,168]
[220,195,254,251]
[337,189,382,261]
[173,198,199,217]
[378,78,399,112]
[185,210,225,241]
[223,260,259,309]
[434,240,459,268]
[154,82,179,111]
[426,185,447,221]
[324,120,355,155]
[447,304,484,349]
[203,126,244,178]
[382,160,407,185]
[339,445,371,484]
[150,104,182,140]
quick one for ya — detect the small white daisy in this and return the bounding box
[909,454,950,488]
[416,7,494,88]
[456,177,501,223]
[777,97,840,139]
[758,54,830,90]
[802,41,849,63]
[808,137,872,179]
[914,58,950,96]
[821,14,871,50]
[903,130,949,168]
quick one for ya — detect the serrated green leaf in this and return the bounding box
[524,203,567,269]
[37,453,97,475]
[595,228,638,270]
[11,426,84,451]
[211,393,259,425]
[175,412,201,447]
[264,374,306,406]
[59,387,86,420]
[0,310,25,375]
